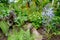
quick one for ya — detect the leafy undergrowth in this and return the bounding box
[0,0,60,40]
[8,29,34,40]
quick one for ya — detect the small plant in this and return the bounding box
[0,21,9,35]
[8,29,34,40]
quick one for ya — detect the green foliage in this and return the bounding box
[0,0,8,3]
[45,16,60,35]
[0,3,10,17]
[28,12,42,29]
[0,0,60,40]
[0,21,9,34]
[53,0,60,16]
[8,0,42,28]
[8,29,34,40]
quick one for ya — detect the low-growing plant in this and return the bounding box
[8,29,34,40]
[0,21,9,35]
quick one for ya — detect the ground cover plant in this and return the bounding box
[0,0,60,40]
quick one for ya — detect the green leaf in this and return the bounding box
[0,21,9,34]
